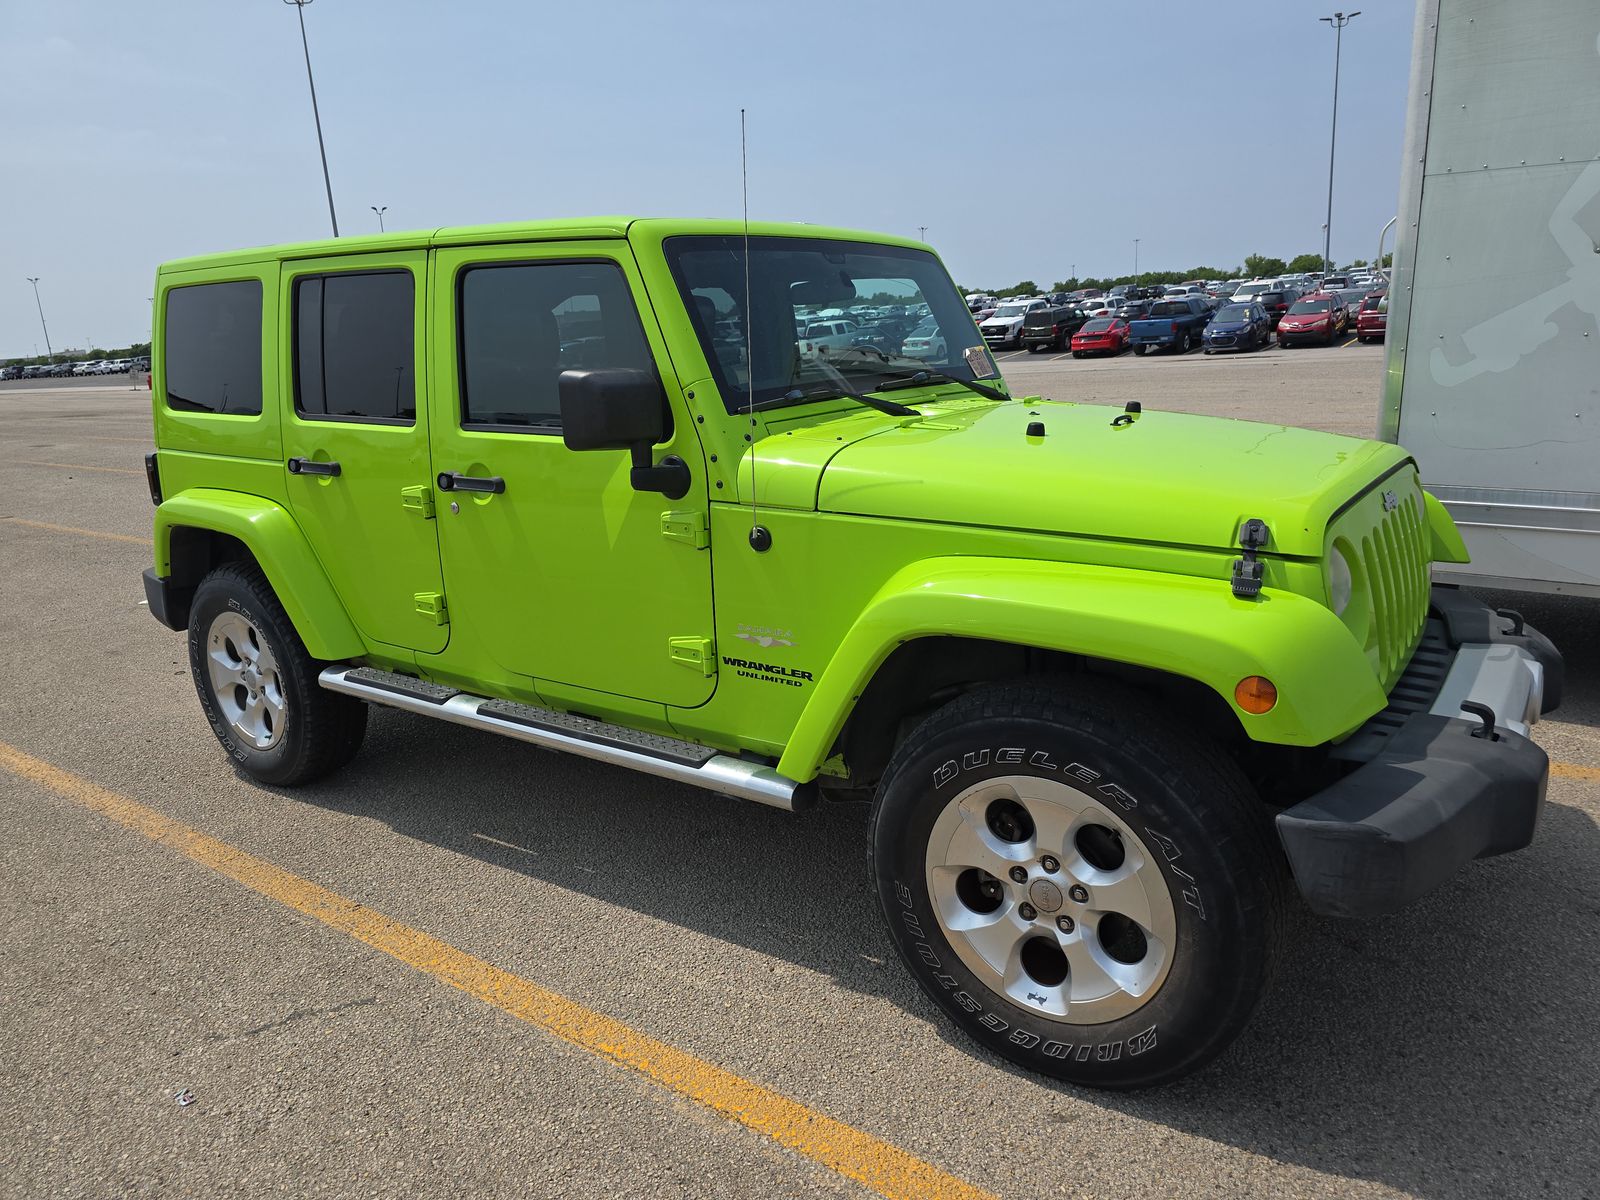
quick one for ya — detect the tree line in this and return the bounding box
[963,252,1391,298]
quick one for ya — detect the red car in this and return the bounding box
[1070,316,1129,357]
[1276,291,1350,347]
[1355,289,1388,342]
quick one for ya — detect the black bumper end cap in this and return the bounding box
[1277,714,1548,919]
[142,568,190,632]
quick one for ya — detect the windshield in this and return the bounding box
[1081,318,1115,333]
[1289,299,1331,314]
[1148,302,1189,316]
[993,304,1029,318]
[1216,304,1252,321]
[664,235,987,412]
[1234,283,1267,297]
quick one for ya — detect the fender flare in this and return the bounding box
[775,556,1386,782]
[154,488,364,661]
[1423,490,1470,563]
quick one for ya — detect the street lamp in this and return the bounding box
[1133,238,1141,287]
[25,277,53,358]
[1319,11,1360,277]
[284,0,339,237]
[371,205,387,232]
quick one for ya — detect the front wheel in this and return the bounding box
[870,683,1283,1089]
[188,561,368,786]
[1133,345,1148,357]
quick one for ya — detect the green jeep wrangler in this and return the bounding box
[142,218,1560,1088]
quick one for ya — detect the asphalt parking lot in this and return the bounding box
[2,357,1598,1199]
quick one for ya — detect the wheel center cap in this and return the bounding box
[1028,878,1064,914]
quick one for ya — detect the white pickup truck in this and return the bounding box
[979,299,1048,349]
[796,319,859,358]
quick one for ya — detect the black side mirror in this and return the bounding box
[559,368,689,500]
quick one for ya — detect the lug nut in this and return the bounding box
[1069,884,1089,903]
[1057,915,1075,934]
[1009,866,1028,884]
[1040,855,1060,873]
[1018,903,1038,921]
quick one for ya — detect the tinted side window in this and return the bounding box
[294,271,414,423]
[458,260,652,429]
[164,280,263,415]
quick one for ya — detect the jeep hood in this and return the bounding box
[750,399,1409,557]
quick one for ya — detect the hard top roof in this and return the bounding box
[157,217,925,274]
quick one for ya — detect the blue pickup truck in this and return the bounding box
[1128,296,1211,355]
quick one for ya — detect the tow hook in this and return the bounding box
[1461,701,1501,741]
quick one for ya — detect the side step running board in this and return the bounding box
[318,666,815,812]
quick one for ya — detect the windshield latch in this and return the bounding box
[1230,518,1271,598]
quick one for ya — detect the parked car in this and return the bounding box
[1355,289,1388,343]
[1256,287,1301,329]
[1230,281,1275,305]
[899,317,947,361]
[1128,296,1210,355]
[1022,306,1088,353]
[1069,316,1130,357]
[1322,274,1350,289]
[797,320,859,358]
[1113,299,1152,322]
[1277,292,1351,347]
[1202,302,1272,353]
[979,299,1047,349]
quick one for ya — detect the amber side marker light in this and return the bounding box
[1235,676,1278,714]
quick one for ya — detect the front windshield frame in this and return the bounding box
[663,234,988,414]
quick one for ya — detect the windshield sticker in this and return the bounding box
[964,345,996,378]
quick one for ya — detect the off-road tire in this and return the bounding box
[188,561,367,786]
[869,682,1285,1089]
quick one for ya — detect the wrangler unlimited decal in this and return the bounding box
[723,655,814,688]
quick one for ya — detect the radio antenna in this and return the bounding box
[742,108,770,552]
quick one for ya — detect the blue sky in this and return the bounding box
[1,1,1415,357]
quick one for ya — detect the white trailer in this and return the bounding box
[1383,0,1600,596]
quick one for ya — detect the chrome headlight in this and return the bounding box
[1328,545,1354,615]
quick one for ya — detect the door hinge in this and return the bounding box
[660,509,709,549]
[668,635,715,675]
[414,592,448,624]
[401,484,435,518]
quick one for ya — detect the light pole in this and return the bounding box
[284,0,339,237]
[1319,11,1359,277]
[917,225,927,242]
[26,277,53,358]
[372,205,387,232]
[1133,239,1141,287]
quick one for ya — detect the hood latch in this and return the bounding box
[1230,518,1271,598]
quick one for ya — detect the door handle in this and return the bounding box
[287,457,341,477]
[436,471,505,495]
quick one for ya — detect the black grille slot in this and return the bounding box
[1329,619,1452,764]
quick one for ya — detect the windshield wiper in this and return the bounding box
[873,367,1009,403]
[756,384,919,418]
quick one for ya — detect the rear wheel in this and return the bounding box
[188,562,367,786]
[1133,345,1148,357]
[1072,351,1084,359]
[870,683,1283,1089]
[1177,332,1192,353]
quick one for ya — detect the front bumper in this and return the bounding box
[1275,587,1562,918]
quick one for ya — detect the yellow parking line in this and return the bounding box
[0,741,995,1200]
[1553,761,1600,784]
[1,517,151,545]
[14,459,143,476]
